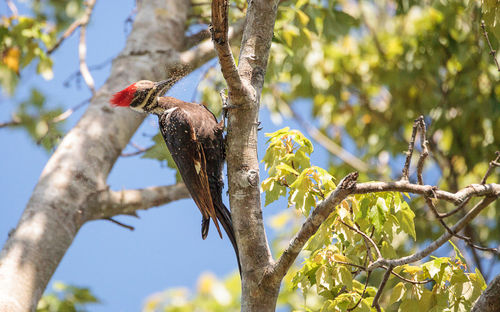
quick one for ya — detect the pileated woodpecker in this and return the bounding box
[110,79,240,272]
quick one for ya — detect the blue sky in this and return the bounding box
[0,1,331,310]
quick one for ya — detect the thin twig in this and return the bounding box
[410,118,473,250]
[63,57,113,89]
[386,267,433,285]
[47,0,96,54]
[401,117,421,181]
[481,21,500,72]
[0,119,20,128]
[347,271,371,312]
[123,0,139,34]
[179,19,244,74]
[339,219,382,260]
[5,0,18,17]
[358,1,386,61]
[1,98,90,129]
[78,0,97,94]
[359,226,375,262]
[372,266,392,312]
[120,142,152,157]
[426,194,500,255]
[290,106,373,173]
[333,260,366,271]
[481,151,500,184]
[439,197,471,218]
[368,196,498,271]
[48,22,81,54]
[104,217,135,231]
[52,98,91,123]
[416,116,429,185]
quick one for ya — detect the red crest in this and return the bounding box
[110,83,137,107]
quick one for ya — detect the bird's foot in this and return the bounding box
[219,89,242,127]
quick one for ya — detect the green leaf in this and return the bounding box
[264,180,286,206]
[315,265,334,291]
[368,197,388,232]
[356,196,371,221]
[337,265,352,290]
[275,163,299,175]
[399,298,420,312]
[37,54,53,80]
[395,200,416,240]
[389,282,406,305]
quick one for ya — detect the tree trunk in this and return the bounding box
[222,0,281,311]
[0,1,189,310]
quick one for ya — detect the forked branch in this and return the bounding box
[211,0,243,98]
[266,117,500,291]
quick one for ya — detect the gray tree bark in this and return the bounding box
[472,273,500,312]
[212,0,282,310]
[0,1,190,310]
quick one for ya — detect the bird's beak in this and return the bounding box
[155,79,174,95]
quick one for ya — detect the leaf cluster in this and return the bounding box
[10,88,65,151]
[261,127,336,216]
[37,282,99,312]
[1,0,85,93]
[142,273,241,312]
[264,128,486,311]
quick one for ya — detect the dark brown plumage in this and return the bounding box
[111,80,240,273]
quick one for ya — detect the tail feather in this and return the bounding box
[201,217,210,240]
[215,202,241,275]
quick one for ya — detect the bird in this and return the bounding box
[110,79,240,273]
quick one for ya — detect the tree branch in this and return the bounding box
[89,184,190,219]
[401,116,421,181]
[354,181,500,205]
[183,28,211,50]
[415,116,429,185]
[481,151,500,184]
[372,265,392,312]
[211,0,244,99]
[268,178,500,283]
[5,0,18,17]
[480,20,500,72]
[368,196,498,271]
[216,1,281,310]
[338,219,381,260]
[472,273,500,312]
[48,0,96,54]
[0,1,192,310]
[269,172,359,282]
[178,19,244,72]
[78,0,97,94]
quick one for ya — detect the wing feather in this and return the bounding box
[159,108,223,238]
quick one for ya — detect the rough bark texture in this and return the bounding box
[472,273,500,312]
[221,1,281,311]
[0,1,190,310]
